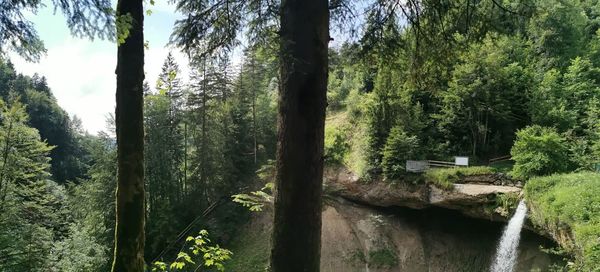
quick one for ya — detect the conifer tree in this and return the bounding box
[112,0,146,270]
[0,98,57,271]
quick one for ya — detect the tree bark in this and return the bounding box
[200,58,208,204]
[270,0,329,271]
[111,0,145,270]
[251,58,257,165]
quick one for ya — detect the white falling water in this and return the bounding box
[490,200,528,272]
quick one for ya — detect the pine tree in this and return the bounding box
[144,54,186,258]
[270,1,329,271]
[0,98,57,272]
[112,0,146,270]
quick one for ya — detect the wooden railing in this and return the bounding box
[489,155,512,164]
[427,160,458,168]
[406,159,469,172]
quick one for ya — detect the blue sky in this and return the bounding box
[10,1,191,134]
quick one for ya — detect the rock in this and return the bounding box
[324,167,522,223]
[233,197,559,272]
[462,174,496,184]
[324,167,430,210]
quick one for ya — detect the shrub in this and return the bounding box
[368,249,398,268]
[525,172,600,271]
[381,126,420,179]
[151,230,232,271]
[324,125,350,164]
[510,125,572,179]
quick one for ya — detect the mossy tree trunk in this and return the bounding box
[111,0,145,270]
[270,0,329,271]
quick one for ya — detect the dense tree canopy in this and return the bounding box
[322,0,600,180]
[1,0,600,271]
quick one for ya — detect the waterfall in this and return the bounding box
[490,200,528,272]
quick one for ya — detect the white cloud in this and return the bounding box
[3,0,196,135]
[10,38,193,135]
[10,39,116,135]
[7,0,251,136]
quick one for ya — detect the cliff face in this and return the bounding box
[319,198,557,272]
[324,167,522,223]
[226,197,560,272]
[226,167,563,271]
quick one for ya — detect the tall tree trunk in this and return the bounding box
[201,58,208,204]
[270,0,328,271]
[251,58,257,164]
[112,0,145,270]
[183,121,188,196]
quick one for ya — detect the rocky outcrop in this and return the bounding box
[461,173,522,187]
[227,197,561,272]
[324,167,522,223]
[318,198,558,272]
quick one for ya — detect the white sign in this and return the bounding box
[455,156,469,166]
[406,160,429,172]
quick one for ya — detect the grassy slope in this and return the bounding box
[525,172,600,271]
[423,166,496,189]
[223,213,271,272]
[325,110,371,178]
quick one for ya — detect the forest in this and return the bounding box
[1,0,600,271]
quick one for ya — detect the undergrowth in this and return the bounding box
[424,166,495,190]
[525,172,600,271]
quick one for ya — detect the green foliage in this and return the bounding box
[327,47,363,111]
[224,220,270,272]
[424,166,495,190]
[0,58,118,271]
[232,183,273,212]
[528,69,578,131]
[322,0,600,183]
[58,132,117,271]
[142,49,278,260]
[9,0,600,269]
[343,249,367,265]
[0,98,61,271]
[116,13,133,45]
[589,100,600,168]
[363,65,403,173]
[152,230,232,272]
[436,35,532,159]
[0,0,114,61]
[368,248,398,268]
[324,123,350,164]
[527,0,587,69]
[381,126,420,179]
[0,29,281,272]
[494,193,521,217]
[0,59,92,184]
[51,223,110,272]
[525,172,600,271]
[324,105,372,178]
[361,59,429,175]
[346,121,372,179]
[144,54,188,258]
[489,160,515,173]
[511,125,573,179]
